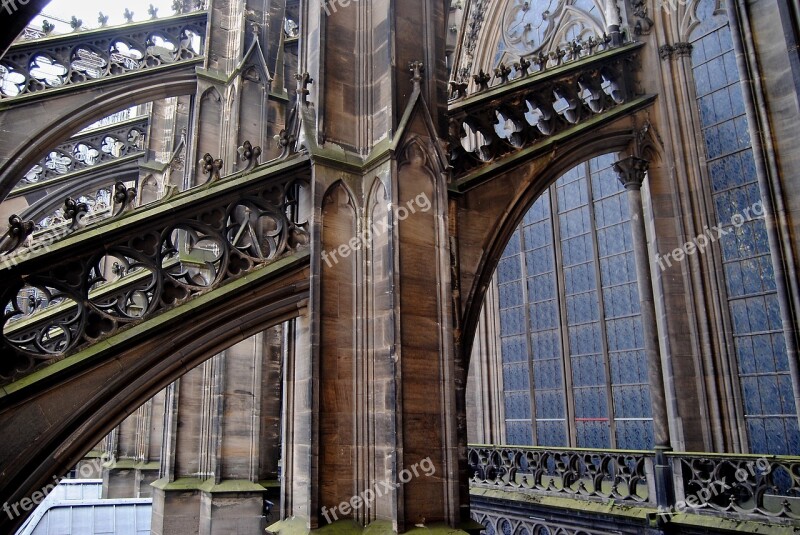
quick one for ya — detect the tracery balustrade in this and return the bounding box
[468,444,654,505]
[0,11,207,101]
[0,144,310,385]
[11,117,148,191]
[670,453,800,521]
[447,40,646,183]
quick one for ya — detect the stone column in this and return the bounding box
[613,156,674,507]
[466,276,505,445]
[270,1,473,533]
[101,389,166,499]
[151,329,284,535]
[187,0,291,187]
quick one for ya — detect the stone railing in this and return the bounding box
[468,444,655,505]
[468,445,800,526]
[0,147,310,384]
[0,12,207,102]
[670,452,800,521]
[10,116,148,193]
[446,41,646,183]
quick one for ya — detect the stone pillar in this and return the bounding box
[151,328,284,535]
[613,156,674,507]
[271,1,472,533]
[466,276,505,445]
[138,96,192,204]
[605,0,622,45]
[186,0,292,187]
[102,388,166,499]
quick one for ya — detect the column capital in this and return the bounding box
[614,156,649,190]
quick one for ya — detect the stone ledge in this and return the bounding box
[151,477,273,494]
[267,518,484,535]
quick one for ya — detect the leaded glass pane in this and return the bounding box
[497,154,653,450]
[690,0,797,454]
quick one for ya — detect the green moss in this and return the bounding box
[667,512,800,534]
[267,519,479,535]
[470,487,654,520]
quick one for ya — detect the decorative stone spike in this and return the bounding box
[585,36,597,55]
[148,4,159,19]
[124,8,134,23]
[199,154,223,183]
[113,182,137,215]
[549,47,566,66]
[237,141,262,172]
[41,20,55,35]
[449,81,468,99]
[295,72,313,106]
[473,70,491,91]
[568,39,583,60]
[409,61,425,88]
[64,198,89,228]
[494,63,512,84]
[69,16,83,32]
[534,51,548,72]
[1,215,35,255]
[513,57,531,77]
[98,12,109,27]
[276,129,296,150]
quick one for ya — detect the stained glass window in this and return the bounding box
[689,0,799,454]
[498,154,654,449]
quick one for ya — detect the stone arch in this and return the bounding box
[679,0,727,42]
[0,69,198,203]
[0,266,309,533]
[138,173,161,206]
[454,0,609,90]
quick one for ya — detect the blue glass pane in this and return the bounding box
[503,363,530,391]
[497,154,654,449]
[504,392,531,419]
[499,280,523,307]
[536,421,567,447]
[616,420,654,450]
[497,256,521,284]
[747,418,768,453]
[712,89,732,122]
[576,420,610,448]
[505,420,533,446]
[501,335,527,363]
